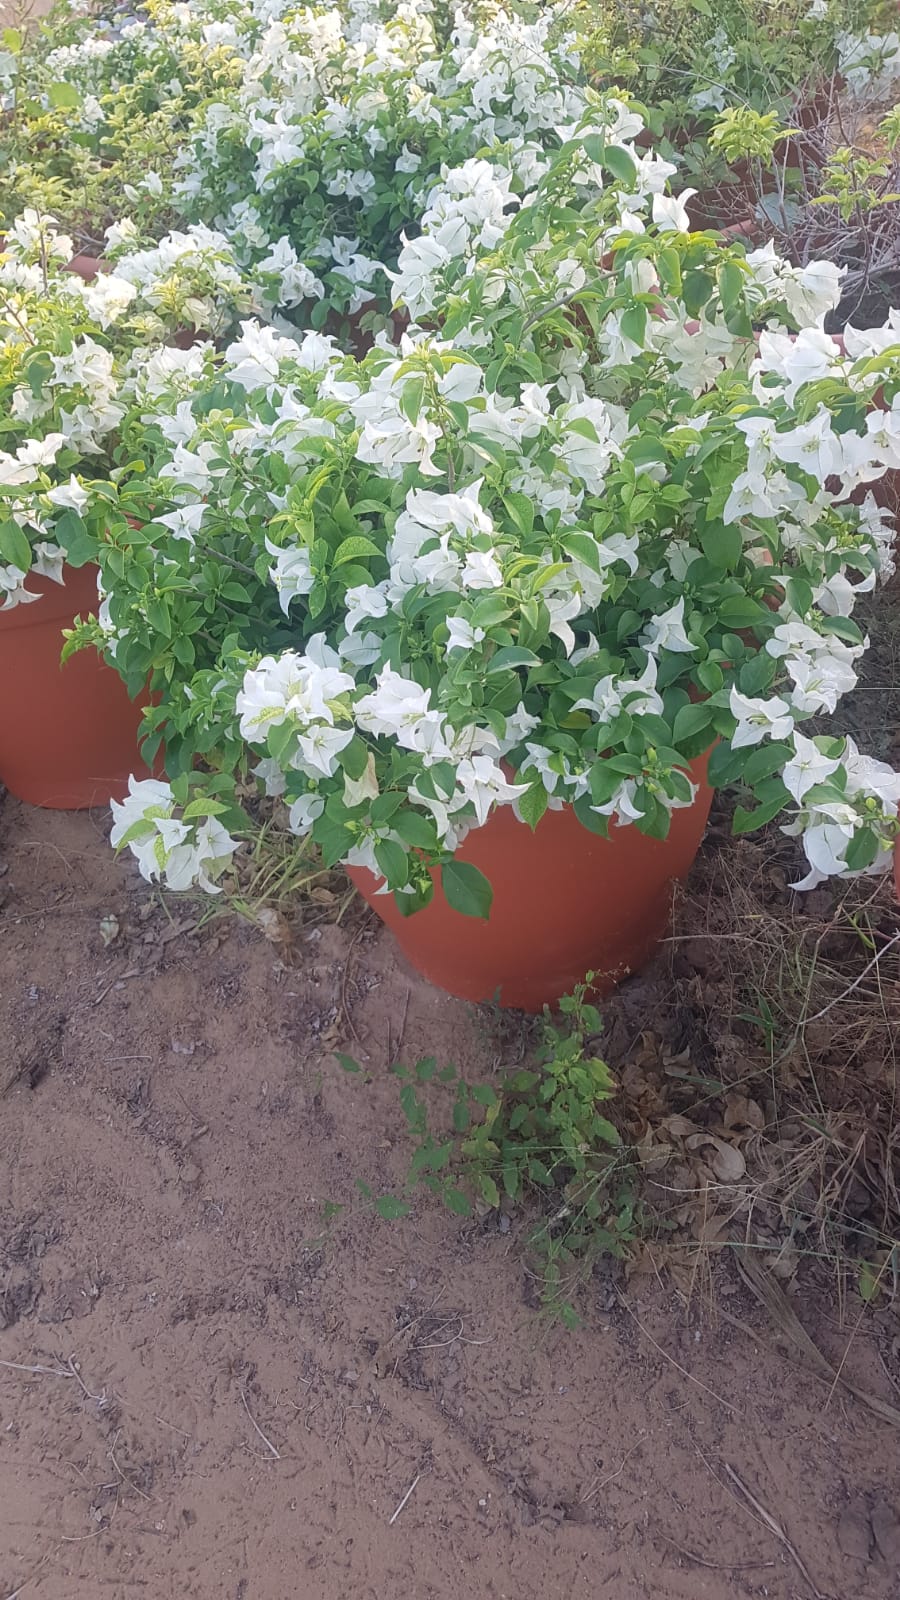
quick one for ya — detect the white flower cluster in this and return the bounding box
[110,777,238,893]
[166,1,599,315]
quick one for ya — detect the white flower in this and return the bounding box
[652,190,696,233]
[0,434,66,486]
[355,668,433,741]
[288,792,326,835]
[782,259,845,325]
[786,652,859,714]
[105,216,139,254]
[729,686,794,748]
[575,659,664,723]
[223,321,300,390]
[79,273,138,328]
[255,236,324,308]
[265,538,314,614]
[454,755,528,827]
[158,443,216,495]
[46,475,89,513]
[446,616,486,652]
[768,408,844,481]
[156,503,207,544]
[31,542,66,585]
[252,757,287,797]
[110,777,237,895]
[295,722,355,778]
[790,818,854,891]
[344,582,390,634]
[782,733,842,802]
[558,397,623,491]
[640,597,696,655]
[237,651,355,741]
[461,549,503,589]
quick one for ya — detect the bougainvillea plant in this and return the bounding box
[56,106,900,913]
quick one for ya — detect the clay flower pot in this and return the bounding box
[64,253,106,282]
[349,753,713,1011]
[0,563,148,809]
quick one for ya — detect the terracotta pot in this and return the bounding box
[0,563,148,809]
[349,752,713,1011]
[64,253,106,282]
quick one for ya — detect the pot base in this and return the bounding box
[0,564,149,810]
[350,755,712,1012]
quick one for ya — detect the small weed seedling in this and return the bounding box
[342,979,636,1325]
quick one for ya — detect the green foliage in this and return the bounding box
[344,978,636,1324]
[709,107,793,165]
[813,117,900,223]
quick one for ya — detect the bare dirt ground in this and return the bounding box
[1,795,900,1600]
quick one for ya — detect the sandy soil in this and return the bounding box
[1,795,899,1600]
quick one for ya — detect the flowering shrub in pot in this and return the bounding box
[84,114,900,1004]
[0,211,156,805]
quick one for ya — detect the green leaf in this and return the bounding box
[53,508,96,566]
[478,1173,500,1208]
[334,1052,361,1073]
[2,27,23,52]
[562,530,606,573]
[700,519,742,570]
[697,660,724,693]
[452,1097,470,1133]
[602,144,638,187]
[443,1186,472,1216]
[742,741,794,785]
[467,434,509,468]
[400,374,426,425]
[733,778,789,832]
[333,535,381,568]
[441,859,493,920]
[844,827,879,873]
[682,269,713,317]
[48,80,80,109]
[591,1115,622,1147]
[501,491,535,538]
[718,595,766,629]
[393,810,436,850]
[339,735,370,781]
[374,836,409,886]
[858,1258,881,1304]
[718,260,744,312]
[620,302,648,349]
[374,1194,411,1220]
[707,740,745,787]
[819,615,864,645]
[518,779,549,830]
[485,645,540,674]
[656,246,682,294]
[672,702,713,746]
[0,519,31,572]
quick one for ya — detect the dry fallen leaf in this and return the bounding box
[724,1092,765,1132]
[256,907,293,945]
[685,1133,746,1183]
[661,1113,699,1139]
[99,914,120,947]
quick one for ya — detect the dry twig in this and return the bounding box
[388,1470,424,1525]
[240,1387,281,1459]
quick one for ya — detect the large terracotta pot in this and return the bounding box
[349,753,713,1011]
[0,563,148,809]
[64,253,106,282]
